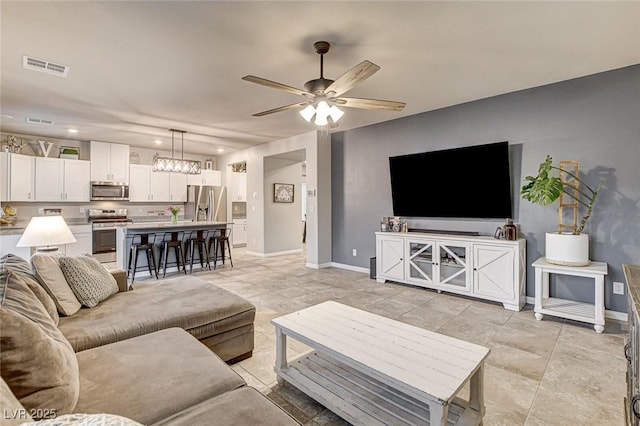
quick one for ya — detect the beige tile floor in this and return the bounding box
[139,248,627,425]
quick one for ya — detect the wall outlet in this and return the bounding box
[38,208,44,214]
[79,207,85,214]
[352,248,357,257]
[613,281,625,295]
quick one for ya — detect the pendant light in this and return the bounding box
[152,129,201,174]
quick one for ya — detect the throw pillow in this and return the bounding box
[59,256,118,308]
[0,269,80,418]
[21,413,143,426]
[0,254,59,325]
[32,254,82,316]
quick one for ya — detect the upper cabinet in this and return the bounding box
[231,172,247,202]
[2,153,35,202]
[129,165,186,202]
[187,170,221,187]
[90,141,129,183]
[35,157,90,202]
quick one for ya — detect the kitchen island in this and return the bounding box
[115,220,229,277]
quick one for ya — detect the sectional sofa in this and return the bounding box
[0,254,299,425]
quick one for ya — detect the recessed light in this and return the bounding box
[68,129,79,133]
[217,148,224,153]
[154,140,162,145]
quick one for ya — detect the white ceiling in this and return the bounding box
[1,1,639,156]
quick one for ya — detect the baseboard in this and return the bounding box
[245,249,302,258]
[330,262,369,274]
[305,262,333,269]
[525,296,628,321]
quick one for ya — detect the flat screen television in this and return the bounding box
[389,141,513,219]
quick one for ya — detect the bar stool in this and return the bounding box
[157,231,187,278]
[127,233,158,282]
[185,230,211,273]
[209,227,233,269]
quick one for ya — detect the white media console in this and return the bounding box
[375,231,526,311]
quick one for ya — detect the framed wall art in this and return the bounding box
[273,183,294,203]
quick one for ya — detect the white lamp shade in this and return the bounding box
[299,105,316,122]
[16,216,77,248]
[329,105,344,122]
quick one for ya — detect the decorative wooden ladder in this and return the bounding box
[557,160,579,233]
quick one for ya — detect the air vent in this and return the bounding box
[23,56,69,77]
[25,117,54,125]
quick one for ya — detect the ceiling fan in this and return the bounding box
[242,41,406,126]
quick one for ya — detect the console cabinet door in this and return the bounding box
[377,236,404,281]
[405,239,435,287]
[436,242,471,292]
[473,244,515,300]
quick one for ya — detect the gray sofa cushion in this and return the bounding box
[153,387,300,426]
[0,254,59,325]
[74,328,245,425]
[0,270,79,418]
[58,276,255,352]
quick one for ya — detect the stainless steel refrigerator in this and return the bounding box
[186,185,227,222]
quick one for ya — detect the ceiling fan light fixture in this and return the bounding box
[329,105,344,122]
[314,113,328,126]
[300,104,316,122]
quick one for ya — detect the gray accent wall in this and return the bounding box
[332,65,640,313]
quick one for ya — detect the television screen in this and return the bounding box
[389,142,513,219]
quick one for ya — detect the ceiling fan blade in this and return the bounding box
[324,61,380,97]
[242,75,313,98]
[252,102,309,117]
[334,97,406,111]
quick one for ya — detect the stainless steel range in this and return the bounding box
[88,209,132,263]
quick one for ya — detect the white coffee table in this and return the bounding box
[271,301,490,425]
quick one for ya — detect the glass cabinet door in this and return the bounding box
[406,240,435,285]
[436,242,471,292]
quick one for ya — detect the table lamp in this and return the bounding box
[16,216,77,252]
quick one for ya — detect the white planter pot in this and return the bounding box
[545,232,590,266]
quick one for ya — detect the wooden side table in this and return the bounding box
[533,257,608,333]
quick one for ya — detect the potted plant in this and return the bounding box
[521,155,604,266]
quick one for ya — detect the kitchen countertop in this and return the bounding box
[121,220,229,231]
[0,218,90,235]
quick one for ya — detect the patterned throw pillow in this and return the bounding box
[59,256,118,308]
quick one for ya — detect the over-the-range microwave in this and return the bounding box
[90,181,129,201]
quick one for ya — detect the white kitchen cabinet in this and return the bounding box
[7,153,35,201]
[90,141,129,183]
[187,170,221,187]
[232,220,247,246]
[0,234,32,260]
[0,225,91,260]
[231,172,247,201]
[129,165,177,202]
[376,232,526,311]
[35,157,90,202]
[0,152,7,201]
[65,225,93,256]
[169,172,188,202]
